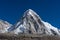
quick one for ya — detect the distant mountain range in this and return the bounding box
[0,9,60,36]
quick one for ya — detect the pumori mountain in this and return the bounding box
[8,9,60,36]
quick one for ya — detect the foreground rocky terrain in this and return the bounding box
[0,34,60,40]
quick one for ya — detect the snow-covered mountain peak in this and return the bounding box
[7,9,60,36]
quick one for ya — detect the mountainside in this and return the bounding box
[8,9,60,36]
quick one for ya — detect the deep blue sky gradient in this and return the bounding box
[0,0,60,28]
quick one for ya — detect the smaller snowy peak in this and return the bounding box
[0,20,12,33]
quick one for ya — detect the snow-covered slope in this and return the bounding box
[0,20,12,33]
[8,9,60,36]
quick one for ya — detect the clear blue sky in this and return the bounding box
[0,0,60,28]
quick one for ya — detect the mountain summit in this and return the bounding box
[7,9,60,36]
